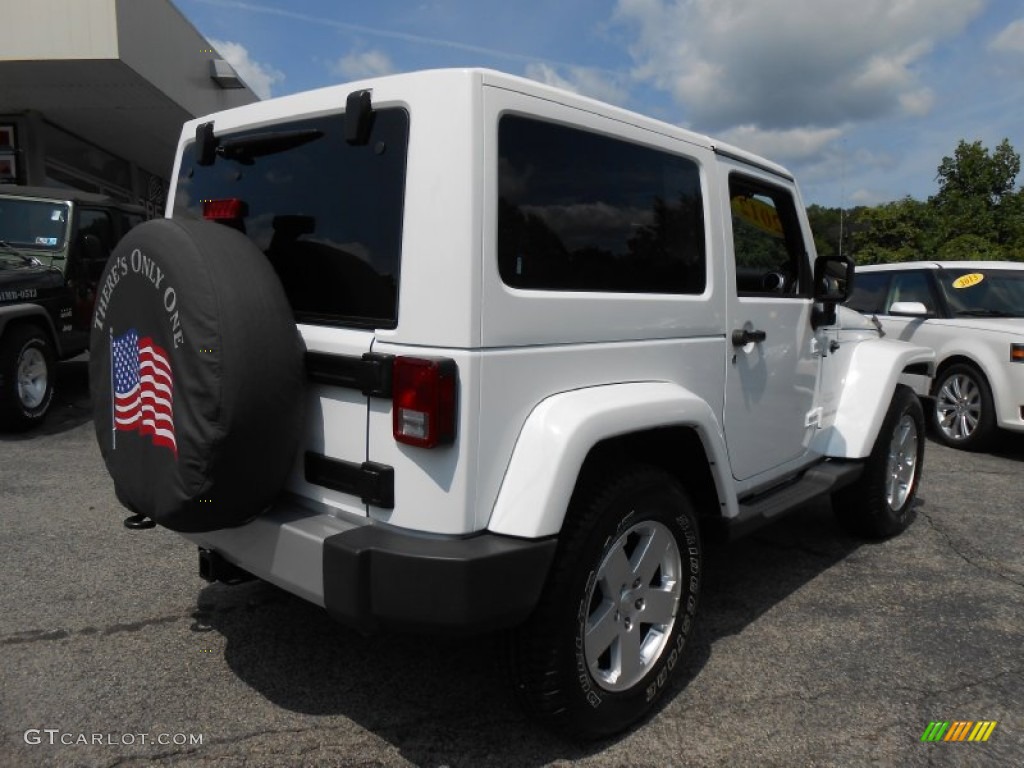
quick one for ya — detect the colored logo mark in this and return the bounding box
[920,721,997,742]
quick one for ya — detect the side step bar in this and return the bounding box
[728,461,864,540]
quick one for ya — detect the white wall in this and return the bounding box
[3,0,119,60]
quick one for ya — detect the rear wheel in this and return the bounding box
[511,466,701,740]
[835,385,924,539]
[0,325,55,430]
[932,363,996,450]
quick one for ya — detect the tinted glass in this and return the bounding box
[887,271,936,313]
[498,115,706,293]
[936,268,1024,317]
[0,198,69,250]
[174,109,409,328]
[78,209,114,252]
[845,271,890,313]
[729,175,808,296]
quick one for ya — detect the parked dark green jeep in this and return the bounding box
[0,185,145,429]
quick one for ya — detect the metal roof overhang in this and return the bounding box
[0,58,192,179]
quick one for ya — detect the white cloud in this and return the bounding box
[718,125,844,162]
[990,18,1024,54]
[332,49,397,80]
[210,38,284,99]
[899,88,935,116]
[524,63,629,106]
[849,188,882,205]
[613,0,983,130]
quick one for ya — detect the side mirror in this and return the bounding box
[813,254,855,303]
[811,254,855,328]
[888,301,928,317]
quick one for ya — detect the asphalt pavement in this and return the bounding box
[1,357,1021,767]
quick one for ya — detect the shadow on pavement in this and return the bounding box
[193,500,864,766]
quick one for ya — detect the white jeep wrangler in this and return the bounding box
[90,69,935,739]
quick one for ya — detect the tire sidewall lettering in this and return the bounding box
[575,569,603,709]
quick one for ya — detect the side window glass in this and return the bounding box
[78,209,114,252]
[497,115,706,294]
[77,209,114,279]
[886,271,934,313]
[728,175,808,297]
[845,272,890,313]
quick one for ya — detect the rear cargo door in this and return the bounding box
[171,106,410,516]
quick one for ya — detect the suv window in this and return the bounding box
[174,109,410,329]
[497,115,706,293]
[936,268,1024,317]
[729,175,808,296]
[845,271,889,313]
[887,271,937,314]
[77,208,115,280]
[79,208,114,250]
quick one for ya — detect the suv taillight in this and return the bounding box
[202,198,247,221]
[393,357,457,448]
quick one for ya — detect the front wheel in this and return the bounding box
[0,326,56,430]
[510,466,702,740]
[834,385,924,539]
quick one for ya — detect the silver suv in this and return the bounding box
[848,261,1024,450]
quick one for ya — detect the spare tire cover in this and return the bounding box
[90,218,305,532]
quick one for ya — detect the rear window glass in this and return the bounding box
[498,115,706,294]
[173,108,409,328]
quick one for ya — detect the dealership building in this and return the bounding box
[0,0,258,215]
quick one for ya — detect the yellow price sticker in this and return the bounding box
[731,196,784,238]
[952,273,985,289]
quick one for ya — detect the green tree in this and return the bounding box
[814,138,1024,265]
[848,197,935,264]
[932,138,1020,247]
[806,204,843,259]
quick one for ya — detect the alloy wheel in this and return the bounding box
[886,413,919,510]
[935,373,981,442]
[584,519,682,692]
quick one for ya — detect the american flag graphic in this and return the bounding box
[111,329,177,456]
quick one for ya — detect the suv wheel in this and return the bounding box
[0,326,55,430]
[932,363,996,450]
[511,466,701,740]
[835,385,924,539]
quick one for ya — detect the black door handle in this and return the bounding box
[732,328,767,346]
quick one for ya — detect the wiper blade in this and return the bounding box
[217,129,325,165]
[0,239,37,265]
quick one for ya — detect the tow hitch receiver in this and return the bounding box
[198,547,255,585]
[123,513,155,530]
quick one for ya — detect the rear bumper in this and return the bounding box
[184,494,556,634]
[323,524,557,633]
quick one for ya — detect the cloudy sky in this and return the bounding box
[175,0,1024,208]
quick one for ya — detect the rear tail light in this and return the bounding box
[202,198,247,221]
[393,357,457,448]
